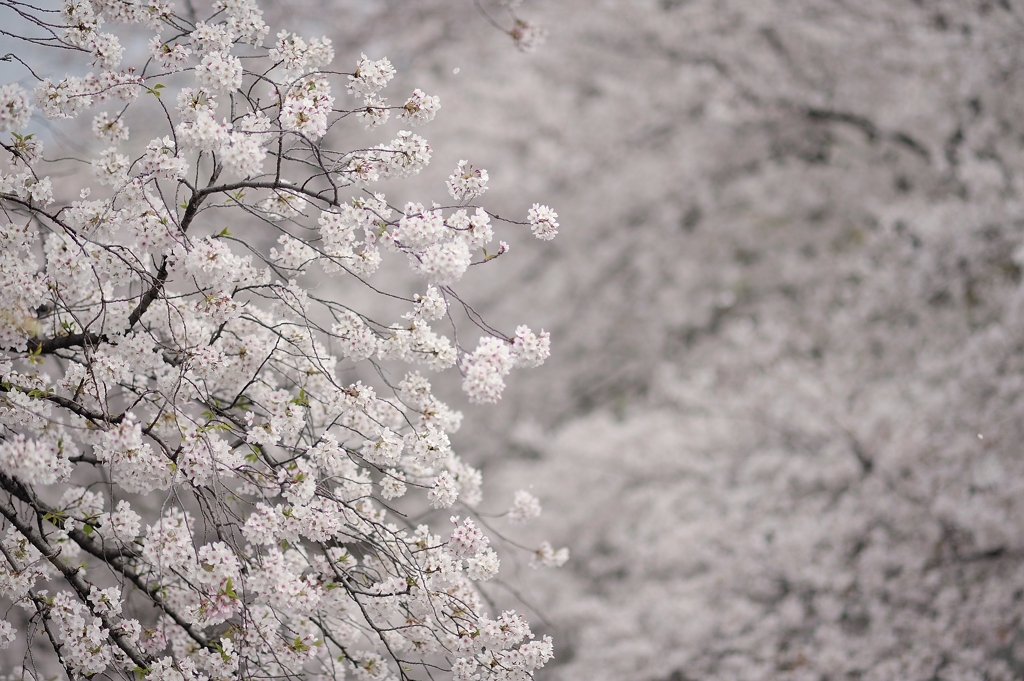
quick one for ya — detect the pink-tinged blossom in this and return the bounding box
[59,487,104,527]
[447,207,494,250]
[452,657,479,681]
[95,417,173,494]
[86,68,142,104]
[218,130,266,177]
[195,51,243,92]
[91,111,128,142]
[331,310,377,360]
[399,372,464,434]
[461,336,515,403]
[190,21,234,54]
[196,542,241,591]
[448,516,488,558]
[0,435,69,485]
[446,160,489,203]
[98,500,141,544]
[175,109,231,152]
[416,239,472,284]
[139,136,188,179]
[181,235,266,293]
[280,76,333,139]
[380,130,432,178]
[397,88,440,126]
[361,426,404,466]
[270,233,318,272]
[149,35,192,72]
[241,503,281,546]
[179,431,243,486]
[305,36,334,69]
[213,0,268,44]
[26,176,53,205]
[529,541,569,569]
[176,86,217,119]
[392,202,446,250]
[49,591,112,674]
[448,457,483,507]
[249,547,322,616]
[142,508,197,577]
[406,424,452,468]
[403,285,448,322]
[259,187,307,220]
[348,54,395,97]
[0,84,32,132]
[88,586,122,617]
[466,547,500,580]
[512,324,551,368]
[528,203,559,240]
[35,76,93,118]
[87,32,124,70]
[269,30,309,74]
[377,320,457,371]
[380,469,407,499]
[507,489,542,524]
[357,95,389,129]
[428,470,459,508]
[278,457,316,503]
[0,529,50,602]
[91,147,129,185]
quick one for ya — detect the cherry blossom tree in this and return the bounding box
[0,0,565,679]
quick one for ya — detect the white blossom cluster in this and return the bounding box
[0,0,562,679]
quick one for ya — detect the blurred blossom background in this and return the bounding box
[13,0,1024,678]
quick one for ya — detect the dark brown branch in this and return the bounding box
[0,381,125,426]
[25,258,168,356]
[0,473,211,649]
[0,481,151,669]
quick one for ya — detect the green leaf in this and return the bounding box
[43,510,67,525]
[27,342,43,365]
